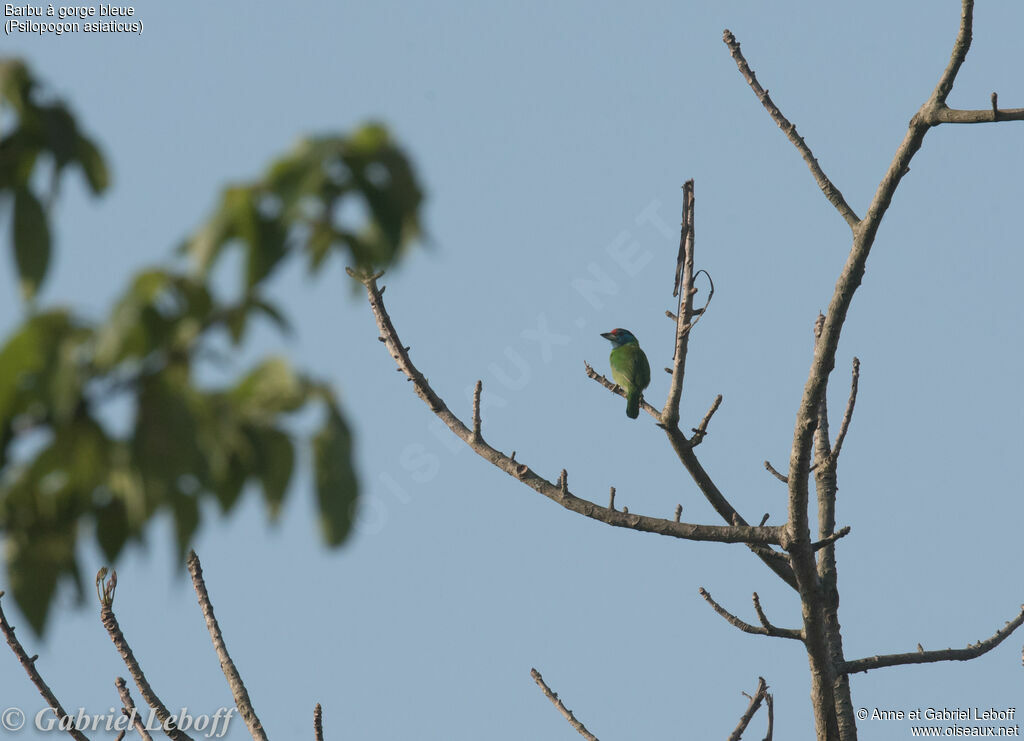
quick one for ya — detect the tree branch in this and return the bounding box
[699,588,803,640]
[721,30,859,229]
[690,394,723,446]
[98,571,195,741]
[810,526,850,552]
[314,703,324,741]
[351,268,783,547]
[727,677,772,741]
[840,605,1024,674]
[663,180,697,429]
[115,677,153,741]
[187,551,268,741]
[0,591,90,741]
[827,358,859,466]
[530,668,599,741]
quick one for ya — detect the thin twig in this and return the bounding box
[187,551,268,741]
[98,572,194,741]
[115,677,153,741]
[699,588,803,640]
[472,380,482,441]
[530,668,599,741]
[763,461,788,484]
[608,487,616,511]
[722,30,859,228]
[750,593,801,641]
[810,526,851,552]
[314,703,324,741]
[728,677,769,741]
[690,394,723,446]
[827,358,860,465]
[841,605,1024,674]
[763,692,774,741]
[0,591,90,741]
[663,181,696,428]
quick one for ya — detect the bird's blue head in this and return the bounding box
[600,328,639,348]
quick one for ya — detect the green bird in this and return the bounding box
[601,328,651,419]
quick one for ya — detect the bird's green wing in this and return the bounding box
[610,343,650,392]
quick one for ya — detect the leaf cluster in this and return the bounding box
[0,60,424,634]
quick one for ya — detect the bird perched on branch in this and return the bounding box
[600,328,650,419]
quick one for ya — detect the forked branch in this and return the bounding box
[350,268,783,548]
[699,588,803,641]
[727,677,773,741]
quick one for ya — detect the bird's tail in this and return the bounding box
[626,388,641,419]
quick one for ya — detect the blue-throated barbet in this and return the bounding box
[601,328,651,419]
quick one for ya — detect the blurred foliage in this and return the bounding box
[0,59,108,301]
[0,59,423,634]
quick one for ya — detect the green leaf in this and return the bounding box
[12,185,51,300]
[170,489,200,563]
[231,357,306,420]
[313,402,358,546]
[95,497,129,561]
[74,134,109,194]
[0,309,74,422]
[132,374,203,506]
[253,427,294,520]
[7,530,74,635]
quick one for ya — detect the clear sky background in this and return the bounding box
[2,2,1023,739]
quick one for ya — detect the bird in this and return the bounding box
[600,328,650,419]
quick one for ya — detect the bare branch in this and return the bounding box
[0,591,90,741]
[663,181,696,428]
[930,0,973,108]
[763,461,788,484]
[98,571,195,741]
[827,358,860,465]
[530,668,599,741]
[352,269,783,547]
[187,551,269,741]
[314,703,324,741]
[840,605,1024,674]
[472,380,482,441]
[810,526,851,552]
[690,394,723,446]
[763,692,775,741]
[929,106,1024,124]
[721,30,859,228]
[115,677,153,741]
[728,677,770,741]
[608,486,616,511]
[699,588,803,641]
[750,593,802,641]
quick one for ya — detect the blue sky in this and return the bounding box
[2,2,1023,738]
